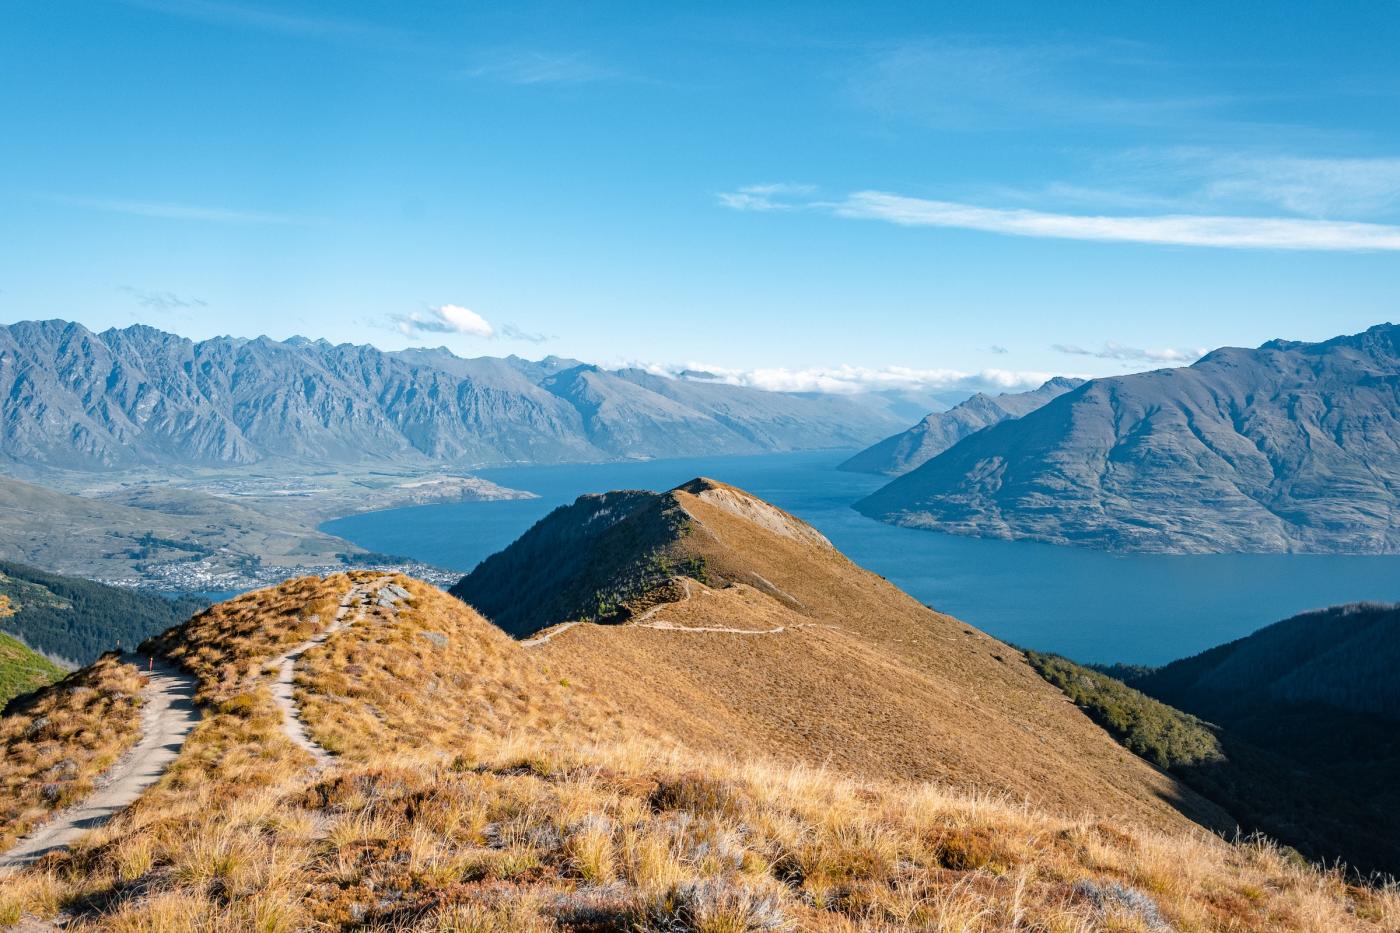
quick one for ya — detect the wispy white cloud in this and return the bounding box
[387,306,553,343]
[718,184,1400,250]
[1052,341,1205,363]
[1003,150,1400,221]
[847,37,1230,132]
[465,50,620,85]
[119,286,207,311]
[392,305,494,339]
[1189,153,1400,218]
[640,361,1059,395]
[117,0,405,45]
[837,190,1400,250]
[53,194,305,225]
[716,183,815,212]
[499,323,551,344]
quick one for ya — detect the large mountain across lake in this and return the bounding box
[0,319,906,473]
[858,323,1400,554]
[839,376,1084,476]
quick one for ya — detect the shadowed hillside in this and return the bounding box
[1120,602,1400,874]
[1030,649,1400,877]
[0,560,205,665]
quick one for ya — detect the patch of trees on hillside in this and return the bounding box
[1032,615,1400,879]
[0,561,206,665]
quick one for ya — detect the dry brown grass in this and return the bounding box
[2,571,1397,930]
[526,481,1231,837]
[8,727,1397,931]
[0,654,145,851]
[294,577,653,763]
[146,574,348,706]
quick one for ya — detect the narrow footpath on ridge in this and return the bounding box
[0,656,199,868]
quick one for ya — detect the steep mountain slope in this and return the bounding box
[858,324,1400,553]
[0,319,902,473]
[454,478,1229,829]
[0,626,63,709]
[1031,647,1400,877]
[840,376,1084,475]
[2,573,1394,930]
[0,560,204,664]
[1127,604,1400,848]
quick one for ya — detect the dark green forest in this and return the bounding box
[0,560,206,665]
[1029,626,1400,880]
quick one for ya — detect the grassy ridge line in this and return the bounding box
[6,576,1395,930]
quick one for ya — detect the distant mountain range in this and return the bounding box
[0,320,906,473]
[858,324,1400,553]
[839,376,1084,475]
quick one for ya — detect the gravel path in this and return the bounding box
[269,577,389,766]
[0,656,199,867]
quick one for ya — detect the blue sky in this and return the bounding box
[2,0,1398,394]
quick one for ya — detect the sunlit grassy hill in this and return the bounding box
[0,596,65,708]
[0,485,1396,930]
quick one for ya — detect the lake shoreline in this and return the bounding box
[322,450,1400,666]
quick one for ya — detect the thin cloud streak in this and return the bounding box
[720,185,1400,251]
[837,191,1400,251]
[641,361,1061,395]
[847,37,1234,133]
[54,195,305,225]
[499,323,552,343]
[716,183,815,212]
[119,286,208,311]
[465,50,621,85]
[116,0,408,45]
[1052,341,1205,363]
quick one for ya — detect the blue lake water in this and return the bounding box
[322,450,1400,666]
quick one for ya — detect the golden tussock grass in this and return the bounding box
[147,574,348,706]
[10,731,1397,931]
[2,574,1397,931]
[0,654,145,851]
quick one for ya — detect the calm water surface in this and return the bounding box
[323,450,1400,665]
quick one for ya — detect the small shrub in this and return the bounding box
[650,775,748,819]
[637,878,794,933]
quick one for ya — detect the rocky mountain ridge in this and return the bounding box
[0,319,903,472]
[857,323,1400,553]
[840,376,1084,475]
